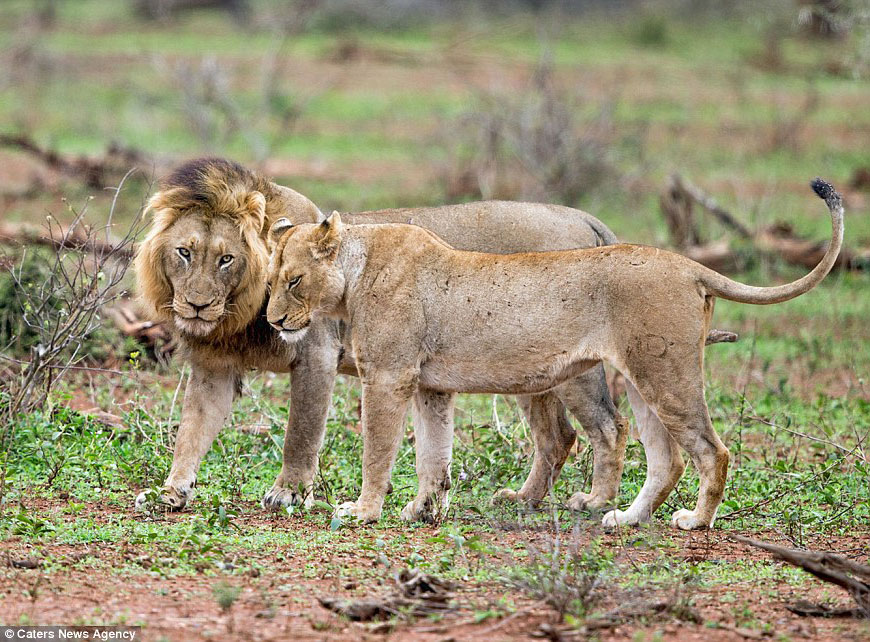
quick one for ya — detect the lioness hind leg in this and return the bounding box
[401,389,455,523]
[602,380,685,528]
[553,365,629,511]
[493,391,576,505]
[611,372,728,531]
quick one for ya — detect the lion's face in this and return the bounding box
[162,214,255,336]
[266,214,345,343]
[135,187,270,341]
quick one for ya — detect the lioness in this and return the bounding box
[265,180,842,529]
[135,158,640,517]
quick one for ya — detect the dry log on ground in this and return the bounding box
[106,301,175,361]
[732,534,870,618]
[319,568,456,622]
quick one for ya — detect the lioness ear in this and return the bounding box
[268,217,294,250]
[312,211,342,260]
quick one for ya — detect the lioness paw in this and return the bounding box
[400,494,447,524]
[601,509,640,529]
[671,509,711,530]
[333,501,381,524]
[135,485,193,512]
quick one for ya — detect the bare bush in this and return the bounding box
[444,60,639,205]
[0,173,147,504]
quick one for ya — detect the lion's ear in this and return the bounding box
[268,217,294,250]
[312,211,342,260]
[146,187,191,216]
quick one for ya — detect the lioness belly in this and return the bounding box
[418,350,600,395]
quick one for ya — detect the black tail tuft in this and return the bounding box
[810,178,842,211]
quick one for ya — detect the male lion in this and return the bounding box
[264,180,842,529]
[134,158,635,516]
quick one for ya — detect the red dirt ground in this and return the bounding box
[2,499,868,641]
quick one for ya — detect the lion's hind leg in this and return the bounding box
[493,391,576,506]
[400,389,455,523]
[554,365,629,512]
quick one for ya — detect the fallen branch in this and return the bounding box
[0,134,149,189]
[0,221,136,259]
[731,534,870,618]
[661,175,868,273]
[319,568,456,622]
[105,301,175,361]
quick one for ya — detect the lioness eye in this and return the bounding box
[219,254,234,267]
[177,247,190,261]
[287,275,302,290]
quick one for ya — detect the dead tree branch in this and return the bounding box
[731,534,870,618]
[0,134,150,189]
[0,221,136,260]
[661,175,868,272]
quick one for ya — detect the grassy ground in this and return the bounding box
[1,1,869,640]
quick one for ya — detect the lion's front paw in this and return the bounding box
[567,491,612,512]
[135,484,194,512]
[333,501,381,524]
[262,483,313,512]
[671,509,711,530]
[601,509,640,529]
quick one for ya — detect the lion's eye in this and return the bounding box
[219,254,234,267]
[177,247,191,261]
[287,275,302,290]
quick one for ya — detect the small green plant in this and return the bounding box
[201,495,240,531]
[12,506,55,538]
[213,581,242,613]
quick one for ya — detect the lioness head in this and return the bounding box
[266,213,346,343]
[135,158,323,340]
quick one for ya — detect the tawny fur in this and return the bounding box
[266,181,843,529]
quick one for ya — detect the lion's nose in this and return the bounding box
[187,298,214,313]
[268,314,287,329]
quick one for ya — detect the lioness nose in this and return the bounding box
[268,314,287,329]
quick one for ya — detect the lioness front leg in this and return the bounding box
[335,381,413,524]
[263,323,340,511]
[135,364,237,510]
[401,389,455,523]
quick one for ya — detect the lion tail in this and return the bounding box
[697,179,844,305]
